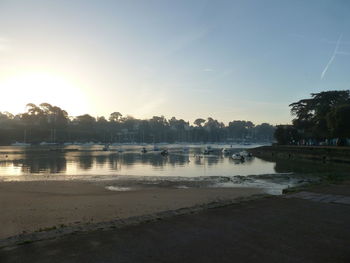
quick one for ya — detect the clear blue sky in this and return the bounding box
[0,0,349,124]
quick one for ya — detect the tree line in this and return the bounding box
[274,90,350,146]
[0,103,275,145]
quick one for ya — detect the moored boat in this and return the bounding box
[11,142,31,146]
[232,153,244,161]
[182,147,189,153]
[102,144,110,151]
[239,150,252,157]
[160,149,168,156]
[141,147,147,153]
[222,148,230,154]
[153,145,160,151]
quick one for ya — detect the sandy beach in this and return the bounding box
[0,180,264,240]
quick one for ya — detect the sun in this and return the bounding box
[0,71,90,116]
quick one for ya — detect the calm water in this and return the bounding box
[0,144,348,194]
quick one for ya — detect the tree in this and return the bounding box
[0,102,279,144]
[327,104,350,143]
[228,120,254,139]
[254,123,275,140]
[75,114,96,126]
[109,112,122,122]
[274,125,299,145]
[289,90,350,139]
[194,118,205,127]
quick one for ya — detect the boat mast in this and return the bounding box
[24,128,26,143]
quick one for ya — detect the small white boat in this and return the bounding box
[40,142,58,146]
[82,142,94,146]
[203,146,214,155]
[206,146,213,152]
[232,153,244,161]
[11,142,31,146]
[13,129,30,146]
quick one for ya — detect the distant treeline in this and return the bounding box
[0,103,275,145]
[275,90,350,146]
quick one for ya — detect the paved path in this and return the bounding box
[1,183,350,263]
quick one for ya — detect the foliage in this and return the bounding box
[275,90,350,145]
[274,125,299,145]
[0,102,276,145]
[327,104,350,142]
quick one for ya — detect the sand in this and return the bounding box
[0,180,264,240]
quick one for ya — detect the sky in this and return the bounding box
[0,0,349,125]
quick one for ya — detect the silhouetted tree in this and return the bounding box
[194,118,205,127]
[327,104,350,145]
[290,90,350,140]
[274,125,299,145]
[0,102,278,145]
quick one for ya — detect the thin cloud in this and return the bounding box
[203,68,214,72]
[321,34,342,80]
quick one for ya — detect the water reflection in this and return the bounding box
[8,153,67,174]
[0,145,349,186]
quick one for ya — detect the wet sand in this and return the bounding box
[0,180,264,239]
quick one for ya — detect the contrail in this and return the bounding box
[321,34,342,80]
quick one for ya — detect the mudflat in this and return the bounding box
[0,180,264,239]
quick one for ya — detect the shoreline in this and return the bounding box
[250,145,350,163]
[0,193,268,248]
[0,180,265,244]
[1,178,349,250]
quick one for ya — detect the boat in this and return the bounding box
[232,153,244,161]
[102,144,110,151]
[239,150,252,157]
[203,146,214,155]
[82,142,94,146]
[153,145,160,151]
[182,147,189,153]
[49,148,79,152]
[222,148,231,155]
[160,149,168,156]
[40,141,58,146]
[11,141,31,146]
[11,129,31,146]
[206,146,213,152]
[141,147,147,153]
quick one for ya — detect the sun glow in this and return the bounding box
[0,72,90,116]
